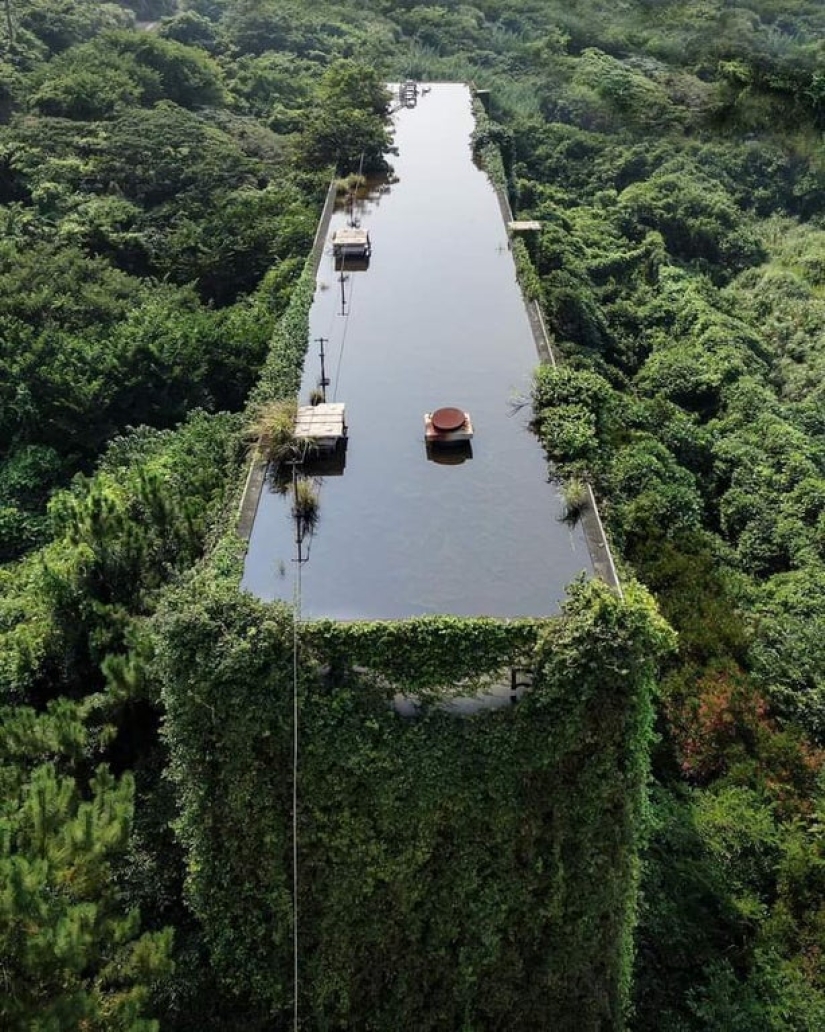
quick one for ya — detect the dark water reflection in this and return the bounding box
[242,83,593,619]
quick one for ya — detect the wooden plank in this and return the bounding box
[295,404,346,442]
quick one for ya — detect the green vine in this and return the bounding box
[152,570,672,1029]
[512,235,543,300]
[472,98,544,306]
[471,96,511,197]
[249,258,317,408]
[303,615,540,694]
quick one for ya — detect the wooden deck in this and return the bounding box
[295,403,347,448]
[507,220,541,234]
[332,227,371,258]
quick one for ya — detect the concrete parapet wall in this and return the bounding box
[309,175,340,274]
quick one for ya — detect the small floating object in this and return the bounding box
[294,403,347,450]
[331,227,371,258]
[507,220,542,235]
[424,406,474,443]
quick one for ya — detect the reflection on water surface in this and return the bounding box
[242,83,593,619]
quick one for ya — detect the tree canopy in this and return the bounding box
[2,0,825,1028]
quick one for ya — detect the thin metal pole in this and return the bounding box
[316,337,329,401]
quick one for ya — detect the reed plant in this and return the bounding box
[562,477,589,523]
[246,399,300,464]
[292,478,320,529]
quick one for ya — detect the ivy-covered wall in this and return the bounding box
[153,570,672,1030]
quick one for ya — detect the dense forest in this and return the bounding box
[2,0,825,1029]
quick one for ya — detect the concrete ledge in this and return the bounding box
[525,299,556,367]
[309,175,340,275]
[236,458,267,543]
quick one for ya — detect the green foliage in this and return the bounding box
[291,477,319,528]
[11,1,132,58]
[297,59,392,173]
[3,1,825,1027]
[633,784,755,1030]
[61,104,259,208]
[0,411,238,704]
[225,51,313,121]
[29,44,160,119]
[532,364,616,472]
[97,31,226,108]
[562,476,589,521]
[749,568,825,742]
[512,235,542,300]
[303,614,541,695]
[617,166,765,277]
[27,28,227,119]
[221,0,380,62]
[471,96,511,196]
[0,269,265,457]
[155,573,671,1028]
[250,258,317,406]
[156,11,218,53]
[245,398,299,464]
[686,952,825,1031]
[0,705,172,1031]
[151,577,294,1011]
[0,444,63,559]
[563,48,685,134]
[120,1,177,20]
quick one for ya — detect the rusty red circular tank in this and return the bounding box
[431,407,466,432]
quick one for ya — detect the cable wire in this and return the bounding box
[291,466,302,1032]
[331,275,356,403]
[289,157,366,1028]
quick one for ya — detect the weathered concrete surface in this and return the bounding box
[236,459,267,543]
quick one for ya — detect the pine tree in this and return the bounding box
[0,704,172,1030]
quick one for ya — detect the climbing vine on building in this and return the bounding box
[152,569,672,1029]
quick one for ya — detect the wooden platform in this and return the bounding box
[507,220,541,234]
[332,228,371,258]
[295,403,347,449]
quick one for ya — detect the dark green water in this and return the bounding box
[242,83,593,619]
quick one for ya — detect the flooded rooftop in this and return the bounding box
[241,83,595,620]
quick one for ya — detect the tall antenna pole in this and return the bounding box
[315,337,329,402]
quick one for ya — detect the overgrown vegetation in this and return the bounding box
[155,572,671,1029]
[3,0,825,1028]
[246,398,299,464]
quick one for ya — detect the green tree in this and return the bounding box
[0,705,172,1030]
[618,165,765,276]
[297,59,392,173]
[156,10,218,52]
